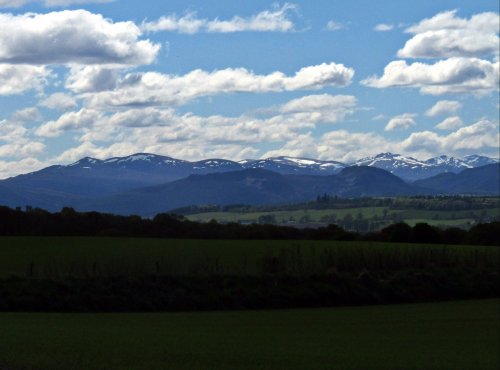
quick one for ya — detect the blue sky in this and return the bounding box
[0,0,498,178]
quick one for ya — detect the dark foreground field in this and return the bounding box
[0,237,499,311]
[0,299,498,370]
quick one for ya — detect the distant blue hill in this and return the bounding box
[0,153,498,215]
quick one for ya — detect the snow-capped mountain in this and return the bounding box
[240,156,346,175]
[424,155,471,170]
[462,154,499,168]
[352,153,497,181]
[0,152,498,213]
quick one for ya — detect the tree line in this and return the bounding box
[1,206,498,245]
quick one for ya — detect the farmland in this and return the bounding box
[0,299,498,370]
[0,236,498,279]
[0,237,498,312]
[179,196,500,231]
[186,206,500,230]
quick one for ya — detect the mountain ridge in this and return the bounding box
[0,153,498,215]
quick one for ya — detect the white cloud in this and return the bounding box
[0,0,112,7]
[280,94,356,123]
[362,57,499,95]
[374,23,394,32]
[0,64,50,95]
[385,113,417,131]
[0,141,45,157]
[398,10,500,59]
[39,92,78,111]
[0,10,159,65]
[401,120,499,155]
[79,63,354,107]
[36,108,103,137]
[65,66,121,93]
[326,20,344,31]
[371,114,386,121]
[36,93,356,143]
[0,157,46,179]
[443,119,499,152]
[11,107,42,122]
[141,4,297,34]
[265,120,500,162]
[435,116,463,130]
[425,100,462,117]
[0,119,28,142]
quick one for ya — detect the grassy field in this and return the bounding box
[186,207,500,228]
[0,299,498,370]
[186,206,388,223]
[0,237,498,278]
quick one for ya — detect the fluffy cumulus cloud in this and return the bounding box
[35,108,103,137]
[401,120,499,156]
[425,100,462,117]
[279,94,356,123]
[76,63,354,107]
[65,66,121,93]
[11,107,42,122]
[36,93,356,141]
[265,119,500,162]
[0,64,50,95]
[0,119,27,142]
[398,10,500,59]
[435,116,463,130]
[39,92,78,111]
[0,157,46,179]
[0,10,159,65]
[385,113,416,131]
[362,57,499,95]
[141,4,296,34]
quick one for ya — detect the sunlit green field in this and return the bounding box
[185,207,500,224]
[0,299,498,370]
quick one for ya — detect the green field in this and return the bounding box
[1,237,498,278]
[186,206,500,229]
[0,299,498,370]
[186,206,388,222]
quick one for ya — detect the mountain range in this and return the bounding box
[0,152,498,216]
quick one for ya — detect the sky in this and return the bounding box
[0,0,499,178]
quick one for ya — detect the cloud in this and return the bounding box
[0,157,46,179]
[0,0,112,7]
[78,63,354,107]
[0,141,45,158]
[371,114,386,121]
[264,120,500,162]
[374,23,394,32]
[36,93,356,142]
[65,66,121,93]
[362,57,499,95]
[435,116,463,130]
[35,108,103,137]
[39,92,78,111]
[0,64,50,95]
[385,113,417,131]
[280,94,356,123]
[425,100,462,117]
[398,10,499,58]
[141,4,297,34]
[326,20,344,31]
[0,119,28,142]
[0,10,160,65]
[401,119,499,155]
[11,107,42,123]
